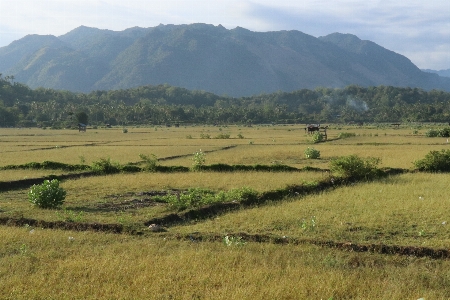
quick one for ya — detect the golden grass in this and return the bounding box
[2,125,450,299]
[0,171,325,224]
[0,169,79,181]
[1,226,450,300]
[175,173,450,248]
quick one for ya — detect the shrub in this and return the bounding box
[438,128,450,137]
[91,157,121,174]
[200,133,210,139]
[192,149,206,171]
[28,179,66,209]
[139,153,158,172]
[426,129,439,137]
[330,155,381,179]
[311,132,324,143]
[156,187,259,210]
[414,149,450,172]
[122,128,128,133]
[304,147,320,159]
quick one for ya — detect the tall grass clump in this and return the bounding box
[414,149,450,172]
[28,179,66,209]
[330,155,381,180]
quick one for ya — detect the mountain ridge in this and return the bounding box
[0,23,449,96]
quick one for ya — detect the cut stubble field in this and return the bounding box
[1,124,450,299]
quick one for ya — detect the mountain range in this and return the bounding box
[1,23,449,97]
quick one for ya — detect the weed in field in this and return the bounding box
[19,243,28,256]
[300,216,317,231]
[28,179,66,209]
[223,235,246,246]
[192,149,206,171]
[237,133,244,139]
[186,134,193,139]
[56,208,84,222]
[200,133,210,139]
[304,147,320,159]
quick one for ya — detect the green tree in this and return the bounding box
[76,111,89,124]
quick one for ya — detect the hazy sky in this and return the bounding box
[1,0,449,70]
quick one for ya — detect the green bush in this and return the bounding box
[28,179,66,209]
[156,187,259,210]
[139,153,158,172]
[304,147,320,159]
[438,128,450,137]
[311,132,324,143]
[192,150,206,171]
[330,155,381,179]
[414,149,450,172]
[91,157,121,174]
[425,129,439,137]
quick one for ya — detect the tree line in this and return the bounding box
[1,73,450,127]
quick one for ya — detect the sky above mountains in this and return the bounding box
[1,0,449,70]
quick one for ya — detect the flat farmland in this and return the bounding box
[1,124,450,299]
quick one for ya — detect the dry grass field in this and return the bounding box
[1,124,450,299]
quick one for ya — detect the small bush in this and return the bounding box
[91,157,121,174]
[156,187,259,210]
[426,129,439,137]
[139,153,158,172]
[311,132,324,143]
[28,179,66,209]
[122,128,128,133]
[439,128,450,137]
[414,149,450,172]
[200,133,210,139]
[192,150,206,171]
[304,147,320,159]
[330,155,381,180]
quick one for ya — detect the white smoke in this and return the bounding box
[346,97,369,112]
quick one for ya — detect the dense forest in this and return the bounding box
[1,74,450,127]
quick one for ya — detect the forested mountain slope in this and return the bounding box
[1,24,449,96]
